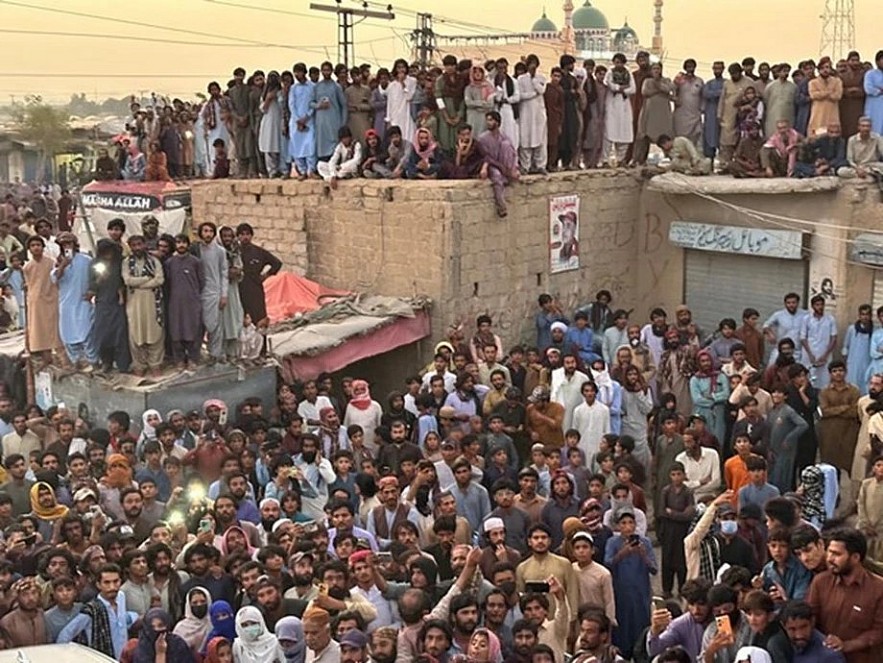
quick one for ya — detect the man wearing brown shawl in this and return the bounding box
[840,50,867,137]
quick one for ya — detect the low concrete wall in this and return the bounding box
[191,171,645,350]
[191,173,883,372]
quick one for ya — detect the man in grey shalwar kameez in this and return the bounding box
[193,222,228,362]
[762,65,797,138]
[312,62,348,161]
[673,59,704,147]
[229,68,257,178]
[218,226,244,362]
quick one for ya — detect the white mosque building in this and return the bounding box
[529,1,644,59]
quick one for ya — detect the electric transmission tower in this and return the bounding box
[819,0,855,58]
[411,13,436,69]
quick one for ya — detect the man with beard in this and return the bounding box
[767,600,843,663]
[367,476,420,550]
[658,328,696,419]
[294,434,336,521]
[551,354,590,433]
[807,528,883,663]
[444,373,481,432]
[648,578,712,660]
[227,471,260,525]
[0,577,47,646]
[319,407,348,458]
[477,517,521,581]
[763,338,798,391]
[214,494,261,548]
[180,543,236,605]
[119,549,154,615]
[283,551,317,601]
[483,588,514,656]
[448,593,480,655]
[571,607,623,663]
[376,420,421,476]
[763,293,808,367]
[717,63,754,167]
[640,308,669,367]
[369,627,397,663]
[146,542,185,618]
[257,496,282,546]
[192,222,228,364]
[618,374,654,477]
[515,524,578,623]
[254,575,304,629]
[628,51,653,165]
[118,486,153,541]
[121,234,165,377]
[539,472,579,550]
[852,374,883,489]
[698,583,751,663]
[507,620,538,663]
[165,234,203,369]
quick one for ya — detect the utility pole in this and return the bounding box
[310,2,395,68]
[411,13,436,69]
[819,0,855,58]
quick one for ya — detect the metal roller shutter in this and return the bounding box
[684,250,808,335]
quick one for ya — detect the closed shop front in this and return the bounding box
[853,234,883,311]
[670,222,808,334]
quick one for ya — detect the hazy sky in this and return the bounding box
[0,0,878,104]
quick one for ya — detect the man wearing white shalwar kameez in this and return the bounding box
[603,55,637,164]
[494,60,520,147]
[201,83,231,175]
[317,134,363,185]
[386,60,417,143]
[516,55,548,173]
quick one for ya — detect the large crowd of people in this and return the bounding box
[97,49,883,202]
[0,260,879,663]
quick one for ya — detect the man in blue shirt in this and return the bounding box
[767,599,846,663]
[448,457,491,534]
[58,564,138,659]
[566,311,600,365]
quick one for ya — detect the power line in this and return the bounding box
[0,0,302,49]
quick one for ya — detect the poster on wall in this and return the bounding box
[549,194,580,274]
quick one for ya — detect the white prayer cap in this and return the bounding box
[550,321,568,333]
[483,517,505,533]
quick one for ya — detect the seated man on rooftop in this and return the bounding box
[793,122,847,178]
[656,134,712,175]
[761,119,802,177]
[839,115,883,187]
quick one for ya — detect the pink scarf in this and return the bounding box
[413,127,437,161]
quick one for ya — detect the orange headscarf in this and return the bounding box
[105,454,133,489]
[29,482,69,520]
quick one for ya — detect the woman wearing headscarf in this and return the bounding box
[467,627,502,663]
[274,617,306,663]
[173,587,213,657]
[231,606,283,663]
[203,601,237,653]
[220,526,257,560]
[28,481,69,541]
[343,380,383,454]
[133,608,195,663]
[98,453,137,520]
[137,409,162,456]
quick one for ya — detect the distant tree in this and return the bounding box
[12,95,71,184]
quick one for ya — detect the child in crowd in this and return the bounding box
[614,434,646,487]
[725,433,757,502]
[657,461,695,598]
[615,462,647,513]
[596,451,617,490]
[239,313,263,364]
[564,445,591,502]
[757,527,812,603]
[212,138,230,178]
[329,449,358,512]
[529,443,551,497]
[738,455,780,514]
